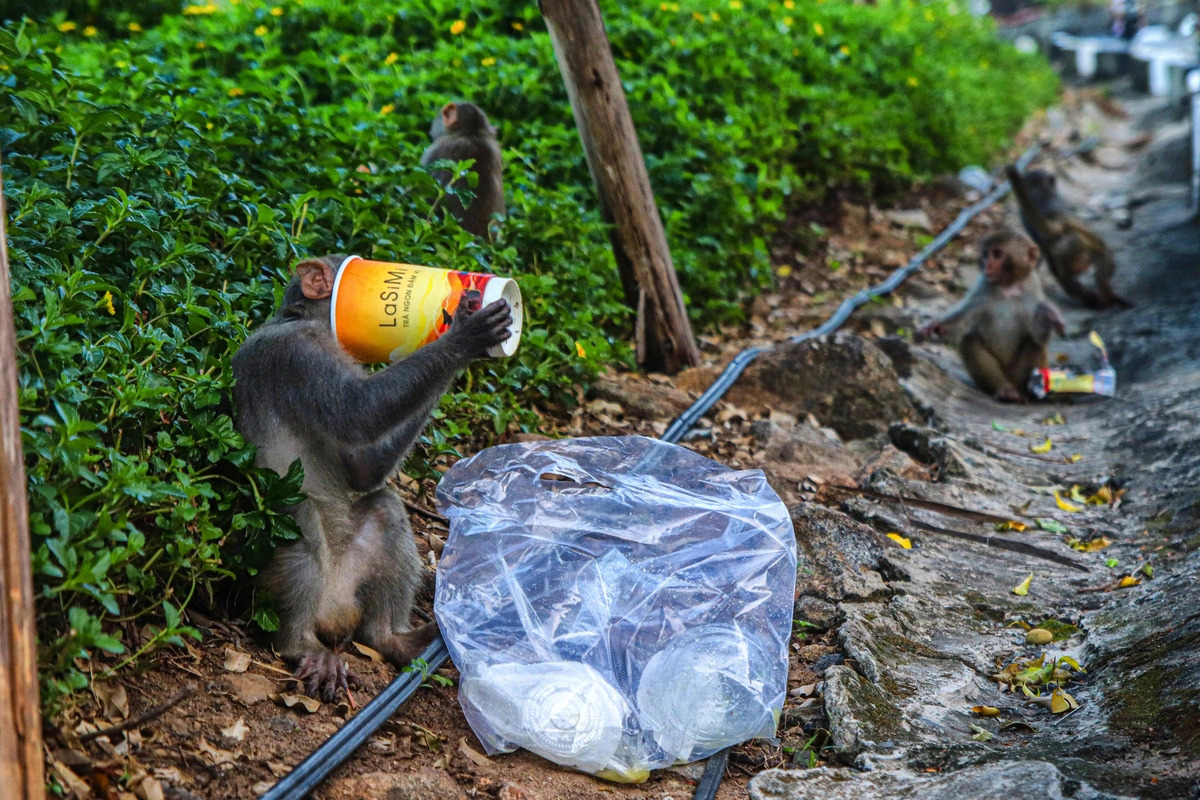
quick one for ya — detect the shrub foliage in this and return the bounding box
[0,0,1056,706]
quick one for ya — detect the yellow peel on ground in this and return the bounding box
[1013,573,1033,596]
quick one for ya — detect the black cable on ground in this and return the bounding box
[259,147,1038,800]
[259,638,449,800]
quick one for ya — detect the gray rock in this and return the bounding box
[793,596,839,632]
[748,761,1134,800]
[331,768,467,800]
[790,503,890,602]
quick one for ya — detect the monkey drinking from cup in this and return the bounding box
[1006,165,1132,309]
[917,229,1064,403]
[232,254,513,699]
[420,101,505,240]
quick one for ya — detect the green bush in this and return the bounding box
[0,0,1056,708]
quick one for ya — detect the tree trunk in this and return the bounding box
[0,155,45,800]
[539,0,701,374]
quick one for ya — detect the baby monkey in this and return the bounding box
[233,255,513,699]
[420,101,505,239]
[1006,166,1132,309]
[918,228,1064,402]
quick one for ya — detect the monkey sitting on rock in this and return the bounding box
[420,101,505,240]
[917,228,1065,403]
[232,255,513,699]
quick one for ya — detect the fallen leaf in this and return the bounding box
[221,718,249,742]
[996,520,1027,532]
[459,737,492,766]
[1069,485,1088,504]
[1086,486,1113,505]
[972,705,1001,717]
[266,762,290,778]
[1056,655,1084,672]
[1025,628,1053,645]
[1036,518,1068,534]
[1117,576,1141,588]
[1041,412,1065,425]
[151,767,186,784]
[133,775,164,800]
[1088,330,1107,357]
[93,681,130,721]
[1106,557,1119,568]
[1067,536,1112,552]
[1012,574,1033,596]
[1049,688,1079,714]
[1054,490,1083,512]
[886,532,912,549]
[968,722,994,742]
[224,647,251,673]
[223,673,274,706]
[353,642,384,663]
[991,420,1009,432]
[999,720,1039,732]
[1068,454,1084,463]
[51,760,93,798]
[1031,437,1053,454]
[1010,499,1034,515]
[278,694,320,713]
[1141,563,1154,578]
[198,736,240,766]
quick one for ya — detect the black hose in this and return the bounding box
[258,638,449,800]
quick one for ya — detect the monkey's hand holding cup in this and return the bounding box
[445,299,513,359]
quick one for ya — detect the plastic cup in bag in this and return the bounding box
[462,662,643,781]
[636,625,777,762]
[329,255,522,362]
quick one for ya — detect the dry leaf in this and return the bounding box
[52,760,93,798]
[886,532,912,549]
[1036,518,1068,534]
[996,520,1027,532]
[198,736,240,766]
[221,718,249,742]
[1031,437,1053,454]
[426,532,445,556]
[223,647,251,673]
[1012,574,1033,596]
[1025,628,1053,645]
[459,737,492,766]
[266,761,290,777]
[1067,536,1112,552]
[1117,575,1141,588]
[151,767,185,784]
[968,723,994,742]
[132,775,164,800]
[93,681,130,721]
[1042,412,1065,425]
[971,705,1001,717]
[223,673,274,706]
[353,642,385,663]
[279,693,320,713]
[1054,491,1083,512]
[1086,486,1113,505]
[1068,454,1083,463]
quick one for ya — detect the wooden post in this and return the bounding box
[539,0,701,374]
[0,155,45,799]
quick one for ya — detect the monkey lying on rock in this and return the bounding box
[918,228,1064,403]
[232,254,513,699]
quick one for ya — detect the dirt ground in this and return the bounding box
[44,85,1200,800]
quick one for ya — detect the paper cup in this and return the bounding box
[330,256,522,363]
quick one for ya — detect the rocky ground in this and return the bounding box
[46,88,1200,800]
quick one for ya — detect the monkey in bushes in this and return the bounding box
[917,229,1064,402]
[420,101,505,240]
[232,255,513,699]
[1006,165,1132,309]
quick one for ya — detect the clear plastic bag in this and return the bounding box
[434,435,796,782]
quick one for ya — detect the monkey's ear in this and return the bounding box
[441,102,458,129]
[295,259,335,300]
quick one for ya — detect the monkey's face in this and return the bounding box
[1024,170,1057,206]
[981,237,1036,287]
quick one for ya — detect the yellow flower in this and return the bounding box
[338,52,349,63]
[792,47,799,56]
[228,87,245,96]
[57,21,77,32]
[206,122,214,129]
[660,2,668,8]
[670,3,679,9]
[196,41,207,49]
[979,59,989,69]
[907,76,919,87]
[254,25,268,36]
[183,4,218,15]
[83,26,97,37]
[783,0,794,7]
[692,11,705,21]
[102,291,115,315]
[710,11,720,20]
[575,341,587,358]
[512,21,524,30]
[380,103,395,115]
[115,60,128,68]
[783,16,793,25]
[270,6,284,16]
[385,51,398,65]
[839,44,850,55]
[813,22,824,35]
[729,0,742,8]
[924,9,935,21]
[128,22,143,32]
[481,56,496,66]
[0,65,8,71]
[450,19,466,35]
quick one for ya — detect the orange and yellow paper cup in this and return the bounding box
[330,256,523,363]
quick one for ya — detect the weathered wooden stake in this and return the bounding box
[0,154,45,800]
[539,0,701,374]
